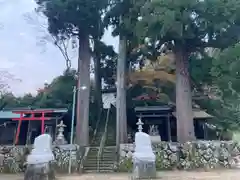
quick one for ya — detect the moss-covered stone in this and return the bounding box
[0,145,84,174]
[118,157,133,172]
[119,141,240,172]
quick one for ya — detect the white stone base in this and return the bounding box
[132,160,156,179]
[150,136,161,144]
[24,162,55,180]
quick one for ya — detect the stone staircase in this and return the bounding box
[90,111,107,146]
[83,147,99,172]
[91,130,104,147]
[83,108,117,173]
[83,146,116,173]
[98,146,116,172]
[105,124,116,146]
[106,108,116,146]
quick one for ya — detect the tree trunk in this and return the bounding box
[94,56,103,113]
[175,49,195,143]
[116,34,128,146]
[76,34,91,147]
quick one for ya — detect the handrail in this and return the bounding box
[79,146,89,173]
[97,107,111,172]
[90,109,102,144]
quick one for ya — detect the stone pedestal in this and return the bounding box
[234,155,240,168]
[24,163,55,180]
[150,136,161,144]
[132,131,156,180]
[132,160,156,179]
[25,134,55,180]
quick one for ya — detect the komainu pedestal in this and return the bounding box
[133,159,156,179]
[132,132,156,179]
[24,163,55,180]
[24,134,55,180]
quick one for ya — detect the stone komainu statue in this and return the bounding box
[149,125,159,136]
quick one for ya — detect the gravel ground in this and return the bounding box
[58,170,240,180]
[2,170,240,180]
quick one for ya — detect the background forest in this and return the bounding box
[1,0,240,143]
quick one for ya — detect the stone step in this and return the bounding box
[84,159,98,162]
[102,149,116,153]
[87,154,98,157]
[88,149,99,152]
[87,152,98,155]
[102,153,115,155]
[102,152,115,154]
[88,151,98,154]
[84,169,114,173]
[87,157,115,161]
[84,166,114,170]
[102,151,115,154]
[84,165,108,168]
[88,150,99,153]
[84,162,115,167]
[103,147,116,150]
[85,156,115,161]
[86,156,98,159]
[85,161,114,165]
[84,168,114,171]
[83,166,114,170]
[101,155,115,159]
[105,142,116,146]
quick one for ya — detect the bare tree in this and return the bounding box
[0,70,21,107]
[24,11,77,70]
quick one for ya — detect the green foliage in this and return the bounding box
[190,53,214,86]
[212,43,240,92]
[194,43,240,131]
[136,0,240,51]
[35,69,77,108]
[104,0,139,37]
[36,0,108,39]
[118,158,133,172]
[94,40,117,87]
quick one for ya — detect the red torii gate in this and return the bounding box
[12,109,54,145]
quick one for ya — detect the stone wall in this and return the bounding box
[119,141,240,172]
[0,144,84,173]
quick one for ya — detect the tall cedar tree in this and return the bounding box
[105,0,141,144]
[135,0,240,142]
[35,0,108,146]
[92,40,116,122]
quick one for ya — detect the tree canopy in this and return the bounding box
[136,0,240,50]
[35,0,107,39]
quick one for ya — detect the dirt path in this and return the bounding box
[2,170,240,180]
[59,170,240,180]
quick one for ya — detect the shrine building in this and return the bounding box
[102,90,214,143]
[0,108,69,145]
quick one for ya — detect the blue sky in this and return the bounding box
[0,0,118,96]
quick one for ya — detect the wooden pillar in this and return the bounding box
[203,121,207,139]
[26,113,34,145]
[116,34,127,147]
[26,121,31,145]
[14,113,23,145]
[41,112,45,134]
[54,118,58,141]
[167,114,171,142]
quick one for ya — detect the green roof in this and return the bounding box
[0,108,68,119]
[0,111,21,119]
